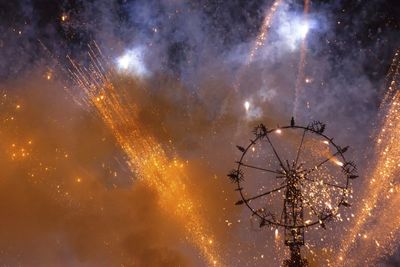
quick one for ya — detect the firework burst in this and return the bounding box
[336,49,400,266]
[67,43,224,267]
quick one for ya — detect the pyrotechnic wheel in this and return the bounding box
[228,119,358,233]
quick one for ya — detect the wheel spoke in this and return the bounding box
[304,151,341,176]
[315,151,341,169]
[244,184,287,202]
[265,133,287,171]
[238,162,282,175]
[294,129,307,167]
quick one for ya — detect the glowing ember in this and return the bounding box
[336,50,400,266]
[68,44,223,267]
[244,100,250,111]
[299,23,309,39]
[115,47,149,77]
[247,0,283,64]
[334,159,344,167]
[232,0,283,92]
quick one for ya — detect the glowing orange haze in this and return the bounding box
[68,47,224,266]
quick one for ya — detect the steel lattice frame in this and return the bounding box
[228,119,357,266]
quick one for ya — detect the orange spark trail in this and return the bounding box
[247,0,283,65]
[233,0,282,91]
[68,45,224,267]
[382,49,400,106]
[274,228,286,264]
[351,185,400,266]
[293,0,310,117]
[335,50,400,266]
[215,0,282,129]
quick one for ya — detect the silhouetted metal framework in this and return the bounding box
[228,118,357,266]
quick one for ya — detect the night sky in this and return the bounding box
[0,0,399,266]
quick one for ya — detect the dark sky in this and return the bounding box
[0,0,399,81]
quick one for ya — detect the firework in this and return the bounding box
[233,0,282,92]
[293,0,311,117]
[230,119,356,266]
[335,50,400,266]
[352,186,400,266]
[68,44,224,267]
[247,0,283,65]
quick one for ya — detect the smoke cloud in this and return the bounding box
[0,0,399,266]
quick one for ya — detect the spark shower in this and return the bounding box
[0,0,399,266]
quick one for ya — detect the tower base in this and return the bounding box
[283,245,309,267]
[283,258,309,267]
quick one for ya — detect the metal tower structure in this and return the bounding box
[228,118,357,266]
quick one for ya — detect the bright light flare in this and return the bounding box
[61,14,68,22]
[244,101,250,111]
[117,55,130,70]
[333,159,344,167]
[116,47,149,77]
[299,22,310,39]
[243,99,262,119]
[276,10,315,52]
[46,71,52,80]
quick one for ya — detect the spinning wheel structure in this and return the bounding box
[228,118,358,266]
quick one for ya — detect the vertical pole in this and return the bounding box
[283,173,308,266]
